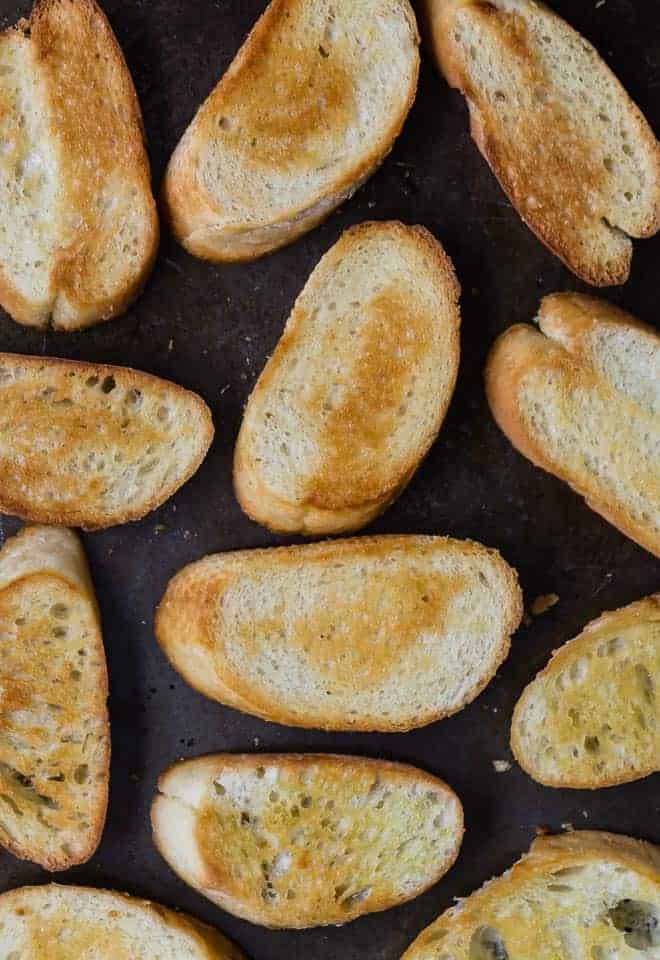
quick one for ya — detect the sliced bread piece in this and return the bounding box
[424,0,660,286]
[152,753,464,929]
[0,0,159,330]
[402,830,660,960]
[512,594,659,789]
[163,2,420,261]
[0,525,109,870]
[486,293,660,558]
[0,354,214,530]
[0,883,244,959]
[155,535,523,732]
[233,222,461,535]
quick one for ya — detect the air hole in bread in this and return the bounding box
[101,375,116,394]
[603,157,614,173]
[635,665,654,703]
[608,899,660,949]
[622,144,634,157]
[470,925,509,960]
[50,603,69,619]
[584,735,600,754]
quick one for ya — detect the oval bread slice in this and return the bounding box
[152,753,464,929]
[425,0,660,286]
[402,830,660,960]
[163,2,420,261]
[0,0,159,330]
[233,222,461,535]
[0,354,214,530]
[0,525,109,870]
[155,535,522,732]
[0,883,244,959]
[512,594,659,789]
[486,293,660,558]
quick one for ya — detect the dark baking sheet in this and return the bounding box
[0,0,658,956]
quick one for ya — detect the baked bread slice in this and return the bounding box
[163,2,419,262]
[156,535,522,732]
[0,353,214,530]
[0,525,109,870]
[0,0,159,330]
[152,753,463,929]
[424,0,660,286]
[402,830,660,960]
[234,222,461,535]
[512,594,659,790]
[0,883,245,959]
[486,293,660,558]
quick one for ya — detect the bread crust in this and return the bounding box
[163,1,420,262]
[0,525,109,870]
[152,753,464,929]
[424,0,660,286]
[402,829,660,959]
[485,293,660,558]
[0,883,245,959]
[155,534,523,732]
[0,0,159,330]
[511,593,660,789]
[0,353,214,530]
[233,222,461,535]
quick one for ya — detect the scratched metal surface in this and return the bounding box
[0,0,658,957]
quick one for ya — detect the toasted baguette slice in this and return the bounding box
[0,884,244,959]
[0,0,159,330]
[156,535,522,732]
[402,830,660,960]
[163,2,419,262]
[0,354,214,530]
[234,222,461,535]
[512,594,659,790]
[152,753,463,929]
[425,0,660,286]
[0,525,109,870]
[486,293,660,558]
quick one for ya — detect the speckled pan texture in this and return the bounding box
[0,2,657,960]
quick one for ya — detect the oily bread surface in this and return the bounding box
[512,594,660,789]
[425,0,660,285]
[155,535,522,731]
[152,753,464,929]
[486,293,660,558]
[0,883,245,959]
[163,1,420,261]
[402,830,660,959]
[0,525,109,870]
[0,354,214,530]
[0,0,158,330]
[233,222,461,535]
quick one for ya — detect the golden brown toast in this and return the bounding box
[0,525,109,870]
[0,0,158,330]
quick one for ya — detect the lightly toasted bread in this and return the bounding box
[486,293,660,558]
[0,883,245,959]
[233,222,461,535]
[424,0,660,286]
[156,535,523,732]
[402,830,660,959]
[0,525,109,870]
[163,1,420,262]
[512,594,659,790]
[152,753,464,929]
[0,0,159,331]
[0,354,214,530]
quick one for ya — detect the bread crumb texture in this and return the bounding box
[428,0,660,284]
[0,884,244,959]
[0,355,213,529]
[155,754,463,927]
[513,594,659,789]
[0,526,108,870]
[403,831,660,959]
[0,0,158,329]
